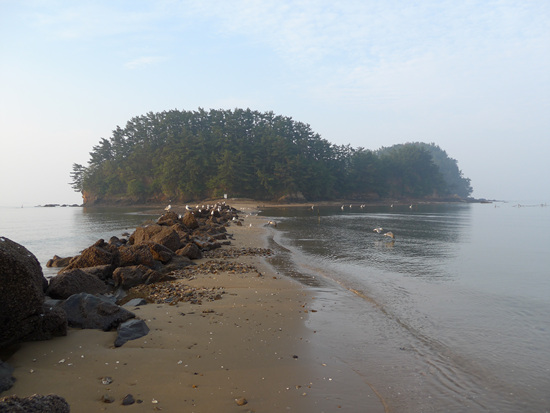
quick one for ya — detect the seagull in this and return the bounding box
[164,204,172,211]
[409,204,413,209]
[267,220,277,227]
[383,231,395,239]
[185,205,194,211]
[341,205,345,210]
[373,227,383,234]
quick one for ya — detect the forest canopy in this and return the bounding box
[70,108,472,203]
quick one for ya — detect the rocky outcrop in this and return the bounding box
[117,244,156,268]
[112,265,165,290]
[176,243,202,260]
[62,243,115,272]
[0,394,70,412]
[46,269,109,299]
[46,255,72,268]
[0,237,66,350]
[60,293,135,331]
[130,225,181,252]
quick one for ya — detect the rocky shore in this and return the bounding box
[1,201,386,412]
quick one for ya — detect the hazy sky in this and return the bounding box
[1,1,548,206]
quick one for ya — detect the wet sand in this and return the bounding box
[5,203,386,412]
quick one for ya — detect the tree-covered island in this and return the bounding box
[70,108,472,205]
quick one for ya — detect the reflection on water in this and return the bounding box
[259,203,550,412]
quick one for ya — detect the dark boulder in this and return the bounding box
[114,319,150,347]
[78,265,113,282]
[46,255,72,268]
[117,244,156,268]
[60,293,135,331]
[22,305,67,342]
[0,361,15,393]
[47,269,108,299]
[0,237,56,349]
[112,265,164,290]
[0,394,70,412]
[176,243,202,260]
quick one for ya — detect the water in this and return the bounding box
[260,202,550,412]
[0,206,159,278]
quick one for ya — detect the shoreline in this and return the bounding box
[4,204,386,412]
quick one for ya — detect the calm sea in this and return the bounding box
[0,206,159,279]
[260,202,550,413]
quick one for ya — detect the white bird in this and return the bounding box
[164,204,172,211]
[373,227,383,234]
[267,220,277,227]
[341,205,345,210]
[409,204,413,209]
[383,231,395,239]
[185,205,194,211]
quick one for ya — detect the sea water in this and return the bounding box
[0,206,159,279]
[260,202,550,412]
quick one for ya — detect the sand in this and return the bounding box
[4,203,386,412]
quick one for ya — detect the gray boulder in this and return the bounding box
[0,394,70,412]
[60,293,135,331]
[0,237,66,349]
[47,269,108,299]
[0,361,15,393]
[114,319,150,347]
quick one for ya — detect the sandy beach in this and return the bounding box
[4,202,387,412]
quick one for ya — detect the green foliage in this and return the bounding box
[70,108,473,202]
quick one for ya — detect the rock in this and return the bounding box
[175,243,202,260]
[60,293,135,331]
[181,212,199,230]
[121,394,135,405]
[156,255,193,274]
[117,244,156,268]
[0,237,57,349]
[101,394,115,403]
[47,269,109,299]
[0,394,70,412]
[114,319,149,347]
[79,265,113,282]
[62,244,114,271]
[46,255,72,268]
[149,243,174,264]
[113,265,165,290]
[235,397,248,406]
[23,305,67,342]
[131,225,181,252]
[123,298,148,307]
[156,211,180,226]
[0,361,15,393]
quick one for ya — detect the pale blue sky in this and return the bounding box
[1,0,548,206]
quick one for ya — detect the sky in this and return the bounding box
[1,0,549,206]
